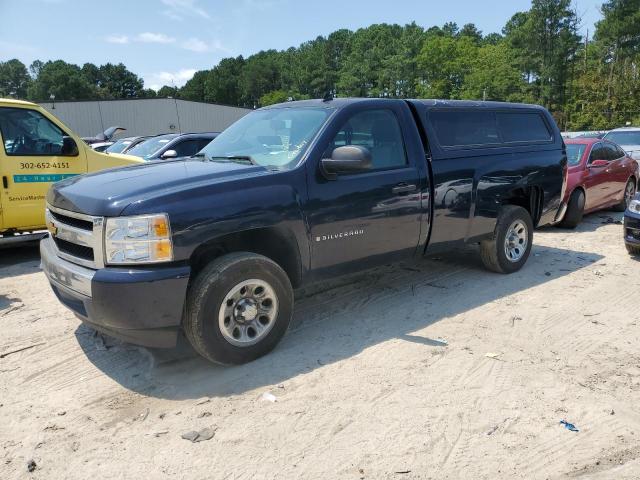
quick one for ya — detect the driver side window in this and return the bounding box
[589,143,605,163]
[0,107,68,156]
[325,109,407,170]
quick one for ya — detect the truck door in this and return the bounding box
[306,105,423,275]
[0,106,86,231]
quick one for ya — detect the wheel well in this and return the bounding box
[502,186,544,226]
[569,185,586,198]
[189,227,303,288]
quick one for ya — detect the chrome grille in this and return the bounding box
[45,204,105,269]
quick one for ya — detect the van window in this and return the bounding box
[0,107,68,156]
[496,112,551,143]
[430,111,499,148]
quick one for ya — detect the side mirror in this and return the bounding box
[589,159,609,168]
[321,145,372,179]
[61,136,78,156]
[161,149,178,159]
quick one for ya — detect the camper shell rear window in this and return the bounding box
[429,109,553,149]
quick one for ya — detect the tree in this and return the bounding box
[567,0,640,129]
[503,0,581,119]
[240,50,283,106]
[204,56,246,105]
[0,59,31,98]
[260,90,290,106]
[29,60,44,79]
[139,88,158,98]
[461,42,529,102]
[157,85,178,97]
[97,63,144,98]
[27,60,95,100]
[459,23,483,44]
[180,70,208,101]
[417,35,478,98]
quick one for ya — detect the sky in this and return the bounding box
[0,0,604,91]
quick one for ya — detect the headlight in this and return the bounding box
[629,199,640,214]
[104,214,173,264]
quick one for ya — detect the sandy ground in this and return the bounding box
[1,211,640,479]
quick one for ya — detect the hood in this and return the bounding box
[47,159,268,216]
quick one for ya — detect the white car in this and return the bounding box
[603,127,640,160]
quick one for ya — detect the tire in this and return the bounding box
[558,189,585,229]
[614,179,636,212]
[183,252,293,365]
[480,205,534,274]
[626,244,640,256]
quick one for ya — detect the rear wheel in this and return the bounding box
[183,252,293,365]
[614,179,636,212]
[480,205,533,274]
[558,189,585,229]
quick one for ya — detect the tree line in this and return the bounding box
[0,0,638,130]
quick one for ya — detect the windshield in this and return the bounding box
[106,139,133,154]
[604,131,640,146]
[199,107,332,169]
[127,134,177,159]
[566,143,586,166]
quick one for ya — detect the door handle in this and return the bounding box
[2,176,7,189]
[392,183,417,194]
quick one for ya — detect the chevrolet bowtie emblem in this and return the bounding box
[47,220,58,236]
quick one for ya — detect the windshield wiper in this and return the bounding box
[209,155,256,165]
[192,152,206,158]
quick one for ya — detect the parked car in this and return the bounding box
[559,138,638,228]
[41,98,567,365]
[105,136,150,154]
[0,98,142,245]
[126,132,219,161]
[603,127,640,160]
[623,192,640,255]
[90,141,114,152]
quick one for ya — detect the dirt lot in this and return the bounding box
[1,211,640,479]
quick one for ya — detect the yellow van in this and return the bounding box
[0,98,142,242]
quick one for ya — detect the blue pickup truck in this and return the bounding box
[41,98,567,364]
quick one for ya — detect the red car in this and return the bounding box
[559,138,638,228]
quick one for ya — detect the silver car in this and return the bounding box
[603,127,640,160]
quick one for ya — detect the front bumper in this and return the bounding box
[624,210,640,247]
[40,236,190,348]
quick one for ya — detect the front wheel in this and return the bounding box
[480,205,534,274]
[614,179,636,212]
[183,252,293,365]
[558,189,585,228]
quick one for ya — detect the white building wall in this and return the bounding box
[38,99,250,138]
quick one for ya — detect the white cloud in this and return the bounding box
[145,68,197,90]
[0,40,38,56]
[135,32,176,44]
[161,0,210,21]
[105,34,129,44]
[181,37,209,52]
[179,37,229,53]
